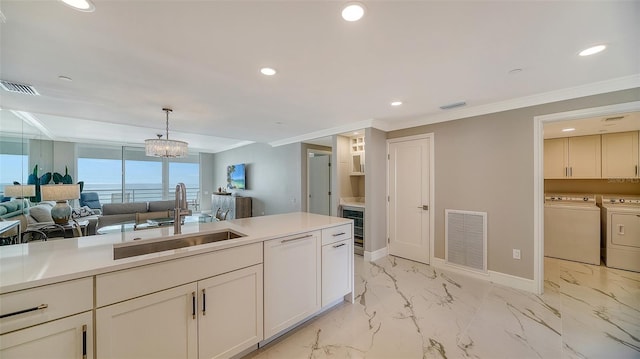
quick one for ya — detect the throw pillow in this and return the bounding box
[71,206,96,219]
[29,205,54,223]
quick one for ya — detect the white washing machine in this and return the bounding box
[544,194,601,265]
[598,195,640,272]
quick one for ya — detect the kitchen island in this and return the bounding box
[0,212,354,359]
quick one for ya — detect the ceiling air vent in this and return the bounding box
[603,116,624,122]
[0,80,40,96]
[440,101,466,110]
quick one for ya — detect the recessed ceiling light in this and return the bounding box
[60,0,95,12]
[353,131,359,135]
[341,2,365,22]
[562,128,576,132]
[579,45,606,56]
[260,67,277,76]
[391,101,403,107]
[58,75,73,82]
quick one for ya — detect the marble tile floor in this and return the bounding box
[245,255,639,359]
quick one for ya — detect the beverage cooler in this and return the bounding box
[341,205,364,255]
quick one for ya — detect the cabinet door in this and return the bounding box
[544,138,568,179]
[264,231,320,339]
[198,264,263,359]
[602,131,639,178]
[0,312,92,359]
[96,283,198,359]
[322,239,352,307]
[568,135,601,178]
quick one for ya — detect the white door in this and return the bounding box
[388,137,431,264]
[308,153,331,215]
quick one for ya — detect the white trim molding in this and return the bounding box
[364,247,388,262]
[431,258,537,293]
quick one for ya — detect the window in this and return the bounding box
[0,137,29,195]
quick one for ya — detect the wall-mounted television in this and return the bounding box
[226,163,246,190]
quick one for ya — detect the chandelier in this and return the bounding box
[145,108,189,158]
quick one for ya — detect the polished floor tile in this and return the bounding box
[246,255,640,359]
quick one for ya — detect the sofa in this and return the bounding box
[0,199,30,219]
[97,200,180,230]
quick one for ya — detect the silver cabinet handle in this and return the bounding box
[333,243,346,248]
[0,304,48,319]
[332,232,346,237]
[636,165,638,176]
[281,234,313,243]
[570,167,573,177]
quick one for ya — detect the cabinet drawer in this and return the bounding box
[0,277,93,335]
[321,224,352,245]
[97,242,262,307]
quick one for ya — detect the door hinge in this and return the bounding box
[387,154,390,160]
[387,237,390,244]
[387,196,390,202]
[328,191,331,196]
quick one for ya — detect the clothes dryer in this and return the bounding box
[598,195,640,272]
[544,194,600,265]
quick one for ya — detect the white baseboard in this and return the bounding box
[431,258,537,293]
[364,247,388,262]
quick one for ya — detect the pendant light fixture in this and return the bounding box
[145,108,189,158]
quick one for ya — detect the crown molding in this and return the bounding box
[375,74,640,132]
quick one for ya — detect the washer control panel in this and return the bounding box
[545,194,596,204]
[601,196,640,205]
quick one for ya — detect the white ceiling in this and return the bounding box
[0,1,638,153]
[544,111,640,139]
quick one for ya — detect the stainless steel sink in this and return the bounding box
[114,230,246,260]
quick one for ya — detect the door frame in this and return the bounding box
[306,149,332,216]
[386,133,435,263]
[533,100,640,294]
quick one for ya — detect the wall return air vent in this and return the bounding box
[445,209,487,273]
[0,80,40,96]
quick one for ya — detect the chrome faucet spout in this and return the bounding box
[174,182,189,234]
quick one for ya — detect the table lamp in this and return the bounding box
[41,184,80,224]
[4,184,36,199]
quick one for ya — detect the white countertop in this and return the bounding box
[0,212,351,294]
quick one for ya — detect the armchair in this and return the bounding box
[80,192,102,213]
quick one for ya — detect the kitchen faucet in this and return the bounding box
[173,182,190,234]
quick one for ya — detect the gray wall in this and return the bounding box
[387,88,640,279]
[364,127,387,253]
[211,142,302,216]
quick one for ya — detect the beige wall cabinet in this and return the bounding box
[602,131,640,178]
[350,135,365,175]
[212,194,252,219]
[544,135,601,179]
[264,231,321,339]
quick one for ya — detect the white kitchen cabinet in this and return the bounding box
[96,283,198,359]
[264,231,321,339]
[96,243,264,359]
[544,135,601,179]
[350,135,365,175]
[602,131,639,178]
[97,265,264,359]
[321,238,352,306]
[198,264,263,359]
[0,312,92,359]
